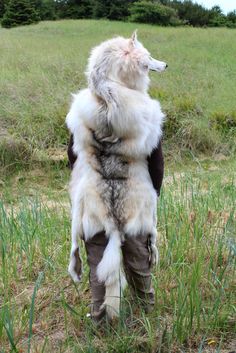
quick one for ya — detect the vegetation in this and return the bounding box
[0,20,235,172]
[55,0,92,20]
[33,0,57,21]
[0,19,235,353]
[0,159,235,352]
[1,0,236,28]
[130,1,182,26]
[1,0,39,28]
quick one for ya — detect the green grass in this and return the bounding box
[0,20,236,170]
[0,19,235,352]
[0,160,235,352]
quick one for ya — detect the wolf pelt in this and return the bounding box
[66,32,166,318]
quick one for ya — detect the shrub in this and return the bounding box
[1,0,39,28]
[210,111,236,134]
[161,98,224,153]
[0,132,31,169]
[130,1,181,26]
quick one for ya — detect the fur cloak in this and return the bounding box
[66,33,166,317]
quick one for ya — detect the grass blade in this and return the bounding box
[27,271,44,353]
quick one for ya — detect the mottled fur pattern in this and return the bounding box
[66,31,166,318]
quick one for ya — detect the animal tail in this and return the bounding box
[96,230,124,318]
[88,64,121,125]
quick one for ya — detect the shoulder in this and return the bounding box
[66,89,98,133]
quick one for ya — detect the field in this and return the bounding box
[0,20,236,353]
[0,20,236,167]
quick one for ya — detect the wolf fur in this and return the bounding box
[66,31,166,318]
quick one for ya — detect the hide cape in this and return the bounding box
[66,82,164,318]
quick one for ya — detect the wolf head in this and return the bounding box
[86,31,167,96]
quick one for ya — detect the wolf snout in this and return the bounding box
[161,62,168,70]
[149,58,168,72]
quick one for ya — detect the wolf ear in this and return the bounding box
[130,29,138,47]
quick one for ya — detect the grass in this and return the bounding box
[0,20,236,171]
[0,19,235,352]
[0,159,235,352]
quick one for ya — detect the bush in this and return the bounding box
[1,0,39,28]
[0,132,31,169]
[210,111,236,134]
[130,1,181,26]
[162,97,198,139]
[161,97,225,153]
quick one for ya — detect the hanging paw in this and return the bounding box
[68,248,82,282]
[150,244,159,266]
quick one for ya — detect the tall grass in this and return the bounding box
[0,165,235,352]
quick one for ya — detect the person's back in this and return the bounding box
[66,31,167,321]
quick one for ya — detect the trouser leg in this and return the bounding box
[121,233,155,311]
[84,231,108,321]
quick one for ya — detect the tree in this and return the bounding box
[92,0,112,18]
[227,9,236,22]
[0,0,9,18]
[34,0,57,20]
[226,10,236,28]
[92,0,133,21]
[0,0,4,18]
[209,5,227,27]
[1,0,39,28]
[55,0,92,19]
[169,0,211,26]
[108,0,131,20]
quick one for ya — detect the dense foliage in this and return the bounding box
[1,0,236,29]
[55,0,92,19]
[130,1,182,26]
[1,0,39,28]
[33,0,57,20]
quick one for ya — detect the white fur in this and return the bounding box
[67,32,166,318]
[96,230,123,318]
